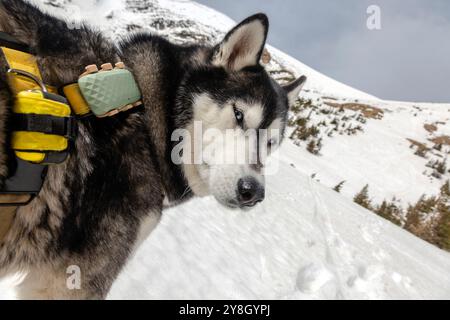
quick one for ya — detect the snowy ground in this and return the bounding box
[106,142,450,300]
[1,0,449,299]
[3,141,448,299]
[287,100,450,204]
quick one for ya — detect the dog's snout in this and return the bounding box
[237,176,265,207]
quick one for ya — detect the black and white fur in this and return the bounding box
[0,0,305,299]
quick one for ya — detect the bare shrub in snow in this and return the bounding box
[353,184,373,210]
[404,180,450,251]
[375,199,403,226]
[333,181,345,193]
[307,138,322,155]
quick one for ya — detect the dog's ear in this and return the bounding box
[212,13,269,71]
[283,76,307,106]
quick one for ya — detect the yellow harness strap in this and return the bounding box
[12,90,71,162]
[1,47,73,163]
[62,83,90,116]
[0,48,37,241]
[1,46,58,94]
[0,47,71,242]
[1,47,89,117]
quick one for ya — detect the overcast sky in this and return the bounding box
[196,0,450,103]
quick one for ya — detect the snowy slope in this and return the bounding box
[287,99,450,204]
[0,0,449,299]
[106,142,450,300]
[2,142,449,299]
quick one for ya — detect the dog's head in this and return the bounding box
[176,14,306,209]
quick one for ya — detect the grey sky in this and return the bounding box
[196,0,450,103]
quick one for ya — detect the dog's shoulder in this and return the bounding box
[0,0,117,85]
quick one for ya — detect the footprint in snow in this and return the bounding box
[296,263,334,294]
[346,264,387,298]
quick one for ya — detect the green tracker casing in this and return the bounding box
[78,68,141,116]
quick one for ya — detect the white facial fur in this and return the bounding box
[177,15,306,208]
[182,94,283,207]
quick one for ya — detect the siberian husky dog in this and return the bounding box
[0,0,305,299]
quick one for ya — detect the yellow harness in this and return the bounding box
[0,33,141,241]
[0,45,73,240]
[2,46,75,163]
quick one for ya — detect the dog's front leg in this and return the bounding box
[15,210,161,300]
[16,264,92,300]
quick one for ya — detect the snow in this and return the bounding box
[105,142,450,300]
[3,142,449,299]
[1,0,449,300]
[286,110,444,204]
[291,97,450,205]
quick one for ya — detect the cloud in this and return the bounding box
[197,0,450,102]
[320,0,450,102]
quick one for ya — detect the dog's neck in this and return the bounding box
[119,35,210,204]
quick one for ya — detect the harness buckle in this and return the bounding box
[6,68,48,93]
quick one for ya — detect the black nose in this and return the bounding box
[237,176,265,207]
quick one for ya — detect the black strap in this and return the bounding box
[0,31,30,53]
[43,91,69,104]
[2,158,46,195]
[43,151,69,164]
[12,113,76,139]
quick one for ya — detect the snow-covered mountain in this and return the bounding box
[0,0,449,299]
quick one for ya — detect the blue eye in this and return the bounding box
[233,107,244,123]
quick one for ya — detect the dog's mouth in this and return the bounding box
[219,198,263,211]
